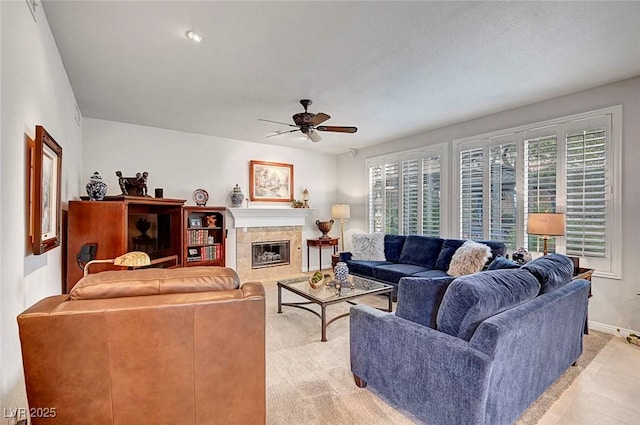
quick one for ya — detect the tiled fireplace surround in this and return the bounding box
[229,208,313,282]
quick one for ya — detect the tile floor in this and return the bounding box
[537,335,640,425]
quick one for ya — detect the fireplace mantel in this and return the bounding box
[228,208,314,228]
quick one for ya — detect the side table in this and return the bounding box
[307,238,339,271]
[572,267,594,334]
[331,254,340,270]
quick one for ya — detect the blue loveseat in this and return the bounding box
[340,235,506,297]
[350,254,589,425]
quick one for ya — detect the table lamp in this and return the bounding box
[331,204,351,252]
[83,251,151,276]
[527,213,566,256]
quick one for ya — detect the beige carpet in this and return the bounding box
[264,278,612,425]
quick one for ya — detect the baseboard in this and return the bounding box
[589,320,639,337]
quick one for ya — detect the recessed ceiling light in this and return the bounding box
[186,30,203,43]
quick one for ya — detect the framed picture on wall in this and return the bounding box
[249,160,294,202]
[29,125,63,255]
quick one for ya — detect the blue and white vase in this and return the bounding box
[86,172,107,201]
[334,261,349,283]
[231,184,244,207]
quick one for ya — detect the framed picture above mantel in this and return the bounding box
[249,160,294,202]
[29,125,63,255]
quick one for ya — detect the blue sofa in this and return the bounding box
[349,254,589,425]
[340,235,507,297]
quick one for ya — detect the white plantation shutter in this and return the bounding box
[566,127,607,257]
[452,107,619,276]
[489,144,517,250]
[402,159,419,234]
[460,147,484,240]
[384,163,400,234]
[368,165,383,233]
[422,155,441,237]
[367,146,444,236]
[525,135,558,253]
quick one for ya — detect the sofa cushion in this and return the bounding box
[487,255,520,270]
[372,263,430,284]
[476,240,508,265]
[435,239,465,271]
[447,240,492,277]
[436,269,541,341]
[345,260,391,278]
[395,276,456,328]
[352,233,386,261]
[71,266,240,300]
[397,235,444,268]
[411,269,451,279]
[384,234,407,262]
[520,253,574,294]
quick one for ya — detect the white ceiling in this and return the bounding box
[42,1,640,155]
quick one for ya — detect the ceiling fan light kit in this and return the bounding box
[186,30,203,43]
[260,99,357,143]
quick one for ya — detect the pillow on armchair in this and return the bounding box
[351,233,386,261]
[448,240,492,277]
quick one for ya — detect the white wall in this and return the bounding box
[82,118,340,272]
[0,1,83,413]
[338,76,640,334]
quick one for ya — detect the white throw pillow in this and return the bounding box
[447,240,492,277]
[351,233,386,261]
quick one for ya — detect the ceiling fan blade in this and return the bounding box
[310,112,331,126]
[258,118,298,128]
[316,125,358,133]
[265,129,300,138]
[307,130,322,143]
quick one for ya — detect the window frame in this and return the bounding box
[453,106,622,279]
[366,143,448,236]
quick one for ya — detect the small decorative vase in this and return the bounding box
[231,184,244,207]
[86,172,107,201]
[334,261,349,283]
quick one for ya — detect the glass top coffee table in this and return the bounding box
[277,275,393,342]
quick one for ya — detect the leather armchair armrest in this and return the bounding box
[241,282,265,299]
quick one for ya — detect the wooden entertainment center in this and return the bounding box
[66,196,227,293]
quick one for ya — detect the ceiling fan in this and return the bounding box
[259,99,357,143]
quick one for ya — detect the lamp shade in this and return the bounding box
[527,213,566,236]
[331,204,351,220]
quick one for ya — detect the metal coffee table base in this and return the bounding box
[277,280,393,342]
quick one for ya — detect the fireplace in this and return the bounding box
[252,240,290,269]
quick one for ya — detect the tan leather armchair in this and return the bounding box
[18,267,265,425]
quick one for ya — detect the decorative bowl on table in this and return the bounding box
[308,271,326,289]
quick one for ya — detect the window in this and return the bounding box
[454,107,621,277]
[368,146,445,236]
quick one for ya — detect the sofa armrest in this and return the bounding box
[395,276,455,328]
[339,252,353,261]
[350,305,492,425]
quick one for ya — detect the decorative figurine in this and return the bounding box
[512,247,533,265]
[86,172,107,201]
[116,170,128,195]
[302,188,310,208]
[206,215,217,228]
[231,184,244,207]
[115,171,150,196]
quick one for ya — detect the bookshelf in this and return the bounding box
[183,206,226,267]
